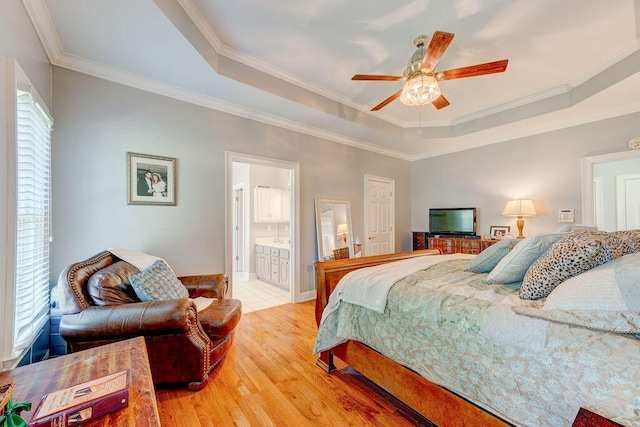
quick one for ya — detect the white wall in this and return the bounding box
[412,113,640,237]
[51,67,413,294]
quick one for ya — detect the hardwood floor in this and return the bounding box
[155,301,433,426]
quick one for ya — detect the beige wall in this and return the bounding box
[411,113,639,237]
[51,67,413,294]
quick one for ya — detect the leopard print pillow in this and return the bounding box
[520,231,633,300]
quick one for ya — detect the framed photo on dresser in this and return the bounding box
[489,225,510,238]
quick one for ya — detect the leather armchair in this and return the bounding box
[58,251,241,390]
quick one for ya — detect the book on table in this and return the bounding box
[28,370,129,427]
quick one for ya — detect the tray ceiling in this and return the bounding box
[25,0,640,159]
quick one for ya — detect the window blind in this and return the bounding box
[13,88,53,351]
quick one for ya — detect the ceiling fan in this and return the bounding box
[352,31,508,111]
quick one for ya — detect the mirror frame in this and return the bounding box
[315,198,354,261]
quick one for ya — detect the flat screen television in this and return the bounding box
[429,207,477,236]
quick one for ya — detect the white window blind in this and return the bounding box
[13,86,53,352]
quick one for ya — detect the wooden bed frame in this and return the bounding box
[314,250,619,427]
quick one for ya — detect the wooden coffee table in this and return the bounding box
[0,336,160,426]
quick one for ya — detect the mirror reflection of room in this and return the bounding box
[315,198,353,261]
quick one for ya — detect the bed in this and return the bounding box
[314,231,640,427]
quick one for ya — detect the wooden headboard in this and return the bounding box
[313,249,441,325]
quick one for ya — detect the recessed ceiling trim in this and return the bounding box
[176,0,408,128]
[22,0,640,162]
[21,0,64,62]
[569,41,640,88]
[52,53,411,161]
[24,0,410,160]
[154,0,405,139]
[448,85,571,127]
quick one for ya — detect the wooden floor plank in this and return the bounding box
[156,301,432,426]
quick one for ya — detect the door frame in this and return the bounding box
[582,150,640,226]
[225,151,301,302]
[363,174,395,256]
[616,173,640,230]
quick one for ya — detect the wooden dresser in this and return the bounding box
[412,232,497,255]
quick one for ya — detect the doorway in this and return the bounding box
[225,152,300,311]
[582,150,640,230]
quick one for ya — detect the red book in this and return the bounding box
[28,370,129,426]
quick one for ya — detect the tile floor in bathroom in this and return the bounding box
[231,276,290,313]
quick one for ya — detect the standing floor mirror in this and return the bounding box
[315,198,354,260]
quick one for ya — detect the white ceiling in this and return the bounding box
[25,0,640,159]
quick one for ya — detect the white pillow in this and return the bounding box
[487,233,564,284]
[544,253,640,311]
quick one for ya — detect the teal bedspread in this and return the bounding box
[314,260,640,427]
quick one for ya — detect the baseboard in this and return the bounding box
[297,290,315,302]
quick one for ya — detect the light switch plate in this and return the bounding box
[558,209,575,223]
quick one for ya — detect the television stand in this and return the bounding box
[412,232,497,254]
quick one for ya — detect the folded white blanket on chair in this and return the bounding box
[107,247,168,272]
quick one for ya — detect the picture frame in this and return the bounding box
[489,225,510,238]
[127,152,176,206]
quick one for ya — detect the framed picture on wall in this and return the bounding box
[489,225,510,238]
[127,152,177,206]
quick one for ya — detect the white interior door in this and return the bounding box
[616,173,640,230]
[364,175,394,256]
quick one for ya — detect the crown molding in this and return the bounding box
[176,0,405,128]
[449,84,572,127]
[23,0,410,160]
[409,101,640,161]
[52,52,411,161]
[569,41,640,88]
[22,0,640,163]
[21,0,64,62]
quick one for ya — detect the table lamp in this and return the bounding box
[502,199,537,239]
[337,223,348,244]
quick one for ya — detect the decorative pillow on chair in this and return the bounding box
[487,234,564,284]
[465,239,519,273]
[519,231,623,300]
[129,260,189,302]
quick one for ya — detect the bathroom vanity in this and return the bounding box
[255,238,290,290]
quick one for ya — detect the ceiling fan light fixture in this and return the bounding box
[399,74,441,106]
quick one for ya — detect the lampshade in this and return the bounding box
[502,199,537,217]
[336,223,348,235]
[399,74,441,106]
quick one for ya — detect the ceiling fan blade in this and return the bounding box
[352,74,405,81]
[420,31,454,72]
[432,95,450,110]
[371,89,403,111]
[437,59,509,81]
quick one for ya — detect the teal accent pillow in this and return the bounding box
[486,233,564,284]
[129,260,188,302]
[465,239,519,273]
